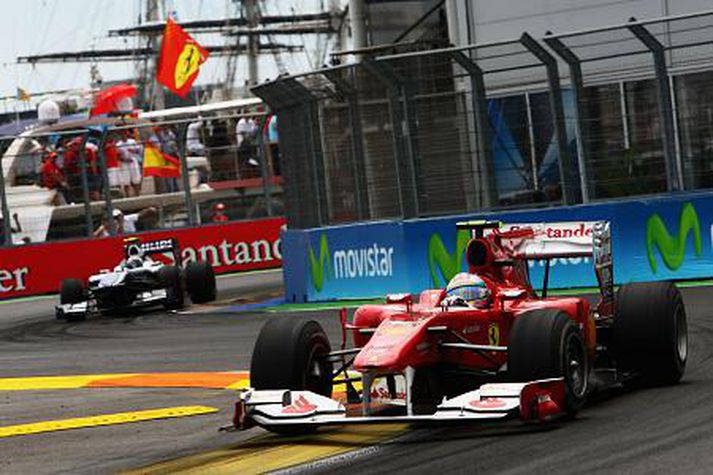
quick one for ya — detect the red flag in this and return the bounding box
[156,18,209,98]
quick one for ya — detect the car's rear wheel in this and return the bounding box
[159,265,184,310]
[185,261,216,304]
[613,281,687,385]
[250,318,333,434]
[508,309,589,416]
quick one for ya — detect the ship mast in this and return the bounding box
[144,0,165,110]
[16,1,347,107]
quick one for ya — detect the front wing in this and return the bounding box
[234,378,567,430]
[55,289,168,318]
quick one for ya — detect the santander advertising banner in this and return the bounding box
[0,217,285,300]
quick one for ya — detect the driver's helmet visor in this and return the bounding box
[445,272,489,303]
[126,256,143,269]
[446,284,488,302]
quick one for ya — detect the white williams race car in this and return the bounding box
[55,237,216,321]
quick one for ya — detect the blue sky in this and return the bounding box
[1,0,333,110]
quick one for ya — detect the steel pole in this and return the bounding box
[521,32,578,205]
[628,21,682,191]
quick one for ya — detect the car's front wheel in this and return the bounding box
[250,318,333,434]
[250,318,333,397]
[508,309,589,416]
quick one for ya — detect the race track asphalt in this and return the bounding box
[1,280,712,474]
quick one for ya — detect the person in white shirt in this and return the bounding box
[116,130,143,197]
[186,119,205,156]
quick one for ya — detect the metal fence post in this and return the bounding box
[96,128,114,235]
[324,69,370,220]
[627,20,682,191]
[306,102,329,226]
[451,51,498,209]
[176,122,197,226]
[362,59,419,218]
[75,133,94,237]
[0,151,12,246]
[521,32,579,205]
[544,35,591,203]
[255,122,274,217]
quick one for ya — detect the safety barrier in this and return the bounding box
[0,217,285,300]
[282,192,713,302]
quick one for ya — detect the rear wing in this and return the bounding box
[123,237,181,264]
[457,220,614,313]
[456,220,609,259]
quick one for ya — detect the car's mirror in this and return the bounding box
[500,289,526,299]
[386,293,412,305]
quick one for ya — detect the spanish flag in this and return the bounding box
[143,143,181,178]
[156,18,209,98]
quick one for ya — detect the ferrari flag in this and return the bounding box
[156,18,209,97]
[143,143,181,178]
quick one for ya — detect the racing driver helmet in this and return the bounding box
[445,272,491,308]
[125,244,145,269]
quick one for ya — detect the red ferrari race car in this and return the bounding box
[233,220,688,433]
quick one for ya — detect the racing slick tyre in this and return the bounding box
[613,281,687,385]
[508,309,589,416]
[185,261,216,304]
[60,279,85,304]
[159,265,185,310]
[59,279,87,322]
[250,318,333,434]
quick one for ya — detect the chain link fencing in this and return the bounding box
[253,10,713,230]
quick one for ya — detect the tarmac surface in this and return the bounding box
[1,278,713,474]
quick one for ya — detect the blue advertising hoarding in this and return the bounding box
[282,192,713,302]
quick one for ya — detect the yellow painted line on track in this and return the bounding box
[0,406,219,438]
[0,372,249,391]
[0,374,139,391]
[127,424,407,475]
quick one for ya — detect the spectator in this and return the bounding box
[211,202,229,223]
[267,115,278,144]
[186,119,206,156]
[61,138,82,202]
[93,212,116,237]
[104,135,122,195]
[39,150,72,204]
[157,125,179,193]
[95,207,160,237]
[85,140,102,201]
[116,130,143,197]
[235,117,252,149]
[119,207,159,233]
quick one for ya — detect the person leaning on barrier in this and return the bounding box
[104,134,122,195]
[116,129,143,198]
[186,118,206,156]
[94,207,159,237]
[39,150,72,204]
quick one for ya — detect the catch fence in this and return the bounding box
[252,10,713,229]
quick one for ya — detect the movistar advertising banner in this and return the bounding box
[282,192,713,302]
[289,221,410,301]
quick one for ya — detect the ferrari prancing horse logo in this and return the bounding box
[488,323,500,346]
[175,43,202,89]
